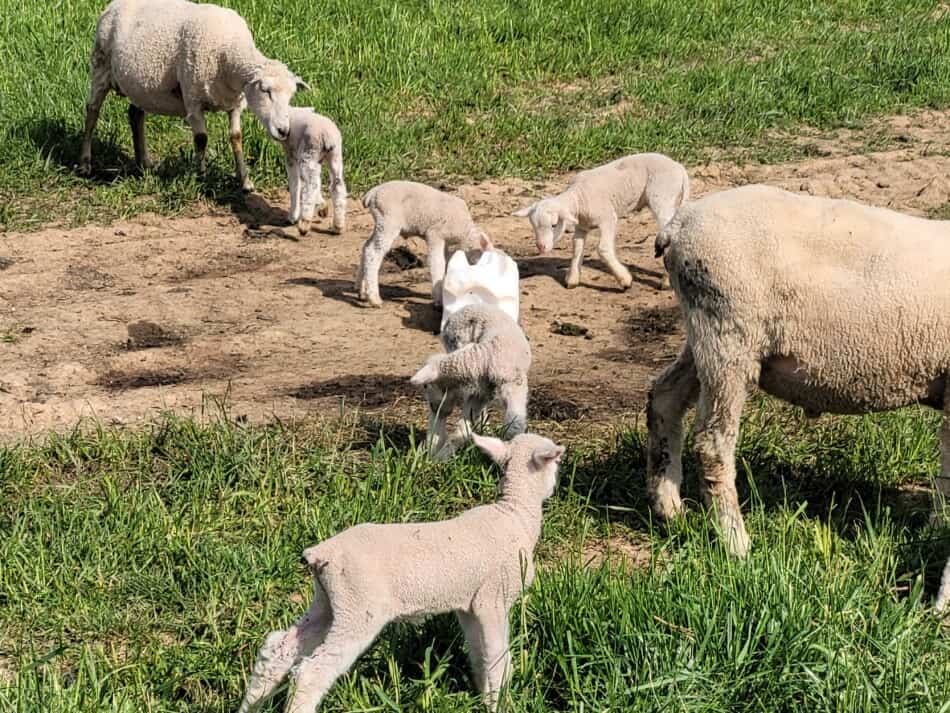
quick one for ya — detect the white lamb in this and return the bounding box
[282,107,347,236]
[514,153,689,289]
[237,432,565,713]
[79,0,307,192]
[356,181,492,307]
[411,303,532,461]
[646,184,950,609]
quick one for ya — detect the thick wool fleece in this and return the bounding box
[238,432,564,713]
[356,181,489,307]
[516,152,689,289]
[412,304,532,460]
[647,184,950,571]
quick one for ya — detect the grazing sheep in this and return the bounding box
[411,304,531,461]
[282,107,347,236]
[514,153,689,289]
[356,181,492,307]
[79,0,307,192]
[647,185,950,575]
[237,432,565,713]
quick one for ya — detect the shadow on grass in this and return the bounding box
[26,117,131,183]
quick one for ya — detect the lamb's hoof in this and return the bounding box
[317,204,329,218]
[77,160,92,177]
[331,224,344,235]
[297,219,311,236]
[565,278,580,289]
[241,181,255,195]
[618,277,634,291]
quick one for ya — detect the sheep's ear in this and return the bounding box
[410,358,440,386]
[532,444,565,467]
[558,209,578,230]
[477,230,493,251]
[512,204,535,218]
[472,434,509,465]
[295,75,311,92]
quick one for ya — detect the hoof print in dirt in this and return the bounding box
[551,320,592,339]
[124,320,182,351]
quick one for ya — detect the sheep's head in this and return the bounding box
[474,433,565,500]
[244,60,309,142]
[513,200,576,255]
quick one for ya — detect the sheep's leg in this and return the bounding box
[286,151,302,225]
[936,556,950,613]
[565,227,588,289]
[297,157,323,236]
[427,235,448,308]
[238,583,331,713]
[313,166,328,218]
[357,223,398,307]
[935,382,950,521]
[597,217,633,290]
[127,104,152,171]
[457,605,511,712]
[425,383,459,461]
[79,47,112,176]
[286,619,382,713]
[693,373,751,557]
[229,104,254,193]
[328,150,347,233]
[646,344,700,520]
[498,381,528,438]
[185,108,208,174]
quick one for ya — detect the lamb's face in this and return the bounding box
[245,62,308,142]
[506,434,566,500]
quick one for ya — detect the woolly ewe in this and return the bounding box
[411,303,532,461]
[356,181,491,307]
[282,107,347,235]
[237,432,565,713]
[646,185,950,610]
[79,0,307,191]
[514,153,689,289]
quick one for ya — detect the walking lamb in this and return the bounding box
[237,432,565,713]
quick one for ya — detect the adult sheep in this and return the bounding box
[647,184,949,605]
[79,0,308,192]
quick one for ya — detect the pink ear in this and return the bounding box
[532,444,565,467]
[410,358,440,386]
[478,231,494,251]
[472,434,509,464]
[512,204,535,218]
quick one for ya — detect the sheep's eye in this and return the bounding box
[265,89,273,99]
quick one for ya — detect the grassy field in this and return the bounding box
[1,399,948,712]
[1,0,950,229]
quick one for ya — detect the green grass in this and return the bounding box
[2,0,950,229]
[2,401,948,712]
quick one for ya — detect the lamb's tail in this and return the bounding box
[413,343,494,386]
[654,214,682,259]
[361,184,379,209]
[300,544,331,574]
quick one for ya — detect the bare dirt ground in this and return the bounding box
[2,111,950,442]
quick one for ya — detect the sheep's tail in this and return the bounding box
[655,215,681,259]
[301,543,332,574]
[361,184,379,209]
[434,342,494,384]
[679,169,691,205]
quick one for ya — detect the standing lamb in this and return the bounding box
[411,303,532,461]
[237,432,565,713]
[514,153,689,289]
[356,181,492,307]
[79,0,307,192]
[282,107,347,236]
[646,185,950,608]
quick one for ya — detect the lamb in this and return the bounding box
[646,185,950,605]
[410,304,532,461]
[356,181,492,307]
[79,0,307,192]
[513,153,689,289]
[237,432,565,713]
[282,107,347,236]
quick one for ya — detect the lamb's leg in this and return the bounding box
[328,149,347,233]
[646,344,700,520]
[457,606,512,712]
[127,104,152,171]
[498,381,528,438]
[297,157,323,236]
[936,556,950,613]
[79,46,112,176]
[238,583,331,713]
[693,372,752,557]
[357,223,398,307]
[935,381,950,521]
[229,104,254,193]
[597,216,633,290]
[565,227,588,289]
[427,235,447,308]
[286,151,302,226]
[286,619,383,713]
[185,108,208,174]
[425,383,459,461]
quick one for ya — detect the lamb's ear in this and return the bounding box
[532,444,565,467]
[294,75,311,92]
[410,357,440,386]
[512,204,535,218]
[472,434,509,465]
[477,230,493,251]
[558,208,578,230]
